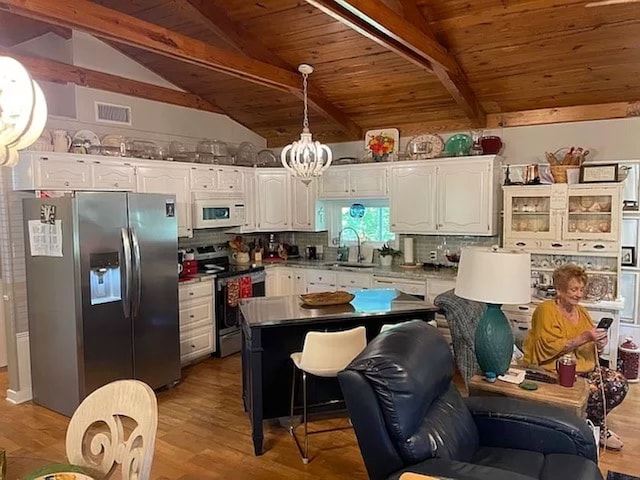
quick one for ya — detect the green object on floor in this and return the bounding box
[519,381,538,391]
[474,303,514,376]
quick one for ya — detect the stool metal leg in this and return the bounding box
[289,366,310,464]
[303,371,309,463]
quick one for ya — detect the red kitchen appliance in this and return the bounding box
[618,337,640,383]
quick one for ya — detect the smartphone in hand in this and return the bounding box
[596,317,614,330]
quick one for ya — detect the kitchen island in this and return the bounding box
[239,288,439,455]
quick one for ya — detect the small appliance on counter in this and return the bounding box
[285,244,300,259]
[265,233,281,261]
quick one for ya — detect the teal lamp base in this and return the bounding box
[474,303,514,376]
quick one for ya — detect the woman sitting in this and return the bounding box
[523,264,628,450]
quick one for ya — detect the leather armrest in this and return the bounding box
[464,397,598,462]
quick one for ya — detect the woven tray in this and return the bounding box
[300,291,355,307]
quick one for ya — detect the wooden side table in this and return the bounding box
[468,374,590,418]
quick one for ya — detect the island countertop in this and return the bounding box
[239,288,439,328]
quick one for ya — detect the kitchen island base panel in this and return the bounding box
[240,292,438,455]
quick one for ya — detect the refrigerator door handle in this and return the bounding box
[121,227,133,319]
[131,227,142,319]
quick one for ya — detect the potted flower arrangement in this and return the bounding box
[368,134,395,162]
[377,243,402,267]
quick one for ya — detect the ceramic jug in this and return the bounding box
[232,251,250,265]
[53,130,71,153]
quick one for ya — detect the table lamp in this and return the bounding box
[455,246,531,375]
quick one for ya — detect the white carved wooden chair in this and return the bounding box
[65,379,158,480]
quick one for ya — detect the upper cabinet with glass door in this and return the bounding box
[563,185,621,242]
[503,185,560,244]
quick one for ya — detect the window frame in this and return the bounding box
[323,198,398,249]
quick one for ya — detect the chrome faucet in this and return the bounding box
[338,227,361,263]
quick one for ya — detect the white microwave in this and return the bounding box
[192,192,245,229]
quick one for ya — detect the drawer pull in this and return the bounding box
[189,292,194,296]
[593,244,605,249]
[518,306,529,311]
[190,314,195,318]
[191,344,196,349]
[551,243,562,248]
[516,242,526,247]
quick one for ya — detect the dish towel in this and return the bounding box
[240,276,253,299]
[227,279,240,307]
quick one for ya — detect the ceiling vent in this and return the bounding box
[95,101,132,125]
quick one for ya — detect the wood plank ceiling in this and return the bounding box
[1,0,639,147]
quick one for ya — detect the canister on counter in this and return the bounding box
[618,337,640,383]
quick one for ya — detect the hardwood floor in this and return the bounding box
[1,355,638,479]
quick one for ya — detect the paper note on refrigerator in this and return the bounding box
[28,219,63,257]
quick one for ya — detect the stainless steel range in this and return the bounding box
[194,244,266,357]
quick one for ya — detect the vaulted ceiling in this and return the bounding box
[1,0,639,147]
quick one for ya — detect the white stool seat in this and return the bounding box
[289,325,367,463]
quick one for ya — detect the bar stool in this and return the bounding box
[289,326,367,463]
[380,319,437,333]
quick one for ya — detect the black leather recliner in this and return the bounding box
[338,320,603,480]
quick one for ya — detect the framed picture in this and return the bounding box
[364,128,400,162]
[579,163,619,183]
[621,246,636,266]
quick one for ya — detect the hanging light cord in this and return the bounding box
[302,72,309,130]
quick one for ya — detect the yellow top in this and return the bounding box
[522,300,596,374]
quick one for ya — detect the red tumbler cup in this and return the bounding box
[556,354,577,387]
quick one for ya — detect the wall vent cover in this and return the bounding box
[95,102,132,125]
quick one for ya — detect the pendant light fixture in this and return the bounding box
[280,64,332,185]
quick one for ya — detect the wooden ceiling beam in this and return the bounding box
[0,0,302,92]
[2,49,224,114]
[486,101,640,128]
[306,0,486,127]
[180,0,362,140]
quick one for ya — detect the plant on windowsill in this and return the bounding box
[377,243,402,267]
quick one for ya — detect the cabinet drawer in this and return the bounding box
[306,270,337,285]
[578,241,618,253]
[504,239,540,250]
[373,277,426,296]
[337,272,371,289]
[180,325,214,361]
[537,240,578,251]
[178,280,213,302]
[179,299,212,330]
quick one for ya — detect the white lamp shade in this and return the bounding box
[455,246,531,305]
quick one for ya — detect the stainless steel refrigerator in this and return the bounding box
[23,192,180,416]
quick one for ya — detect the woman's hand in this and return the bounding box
[597,334,608,352]
[584,327,608,343]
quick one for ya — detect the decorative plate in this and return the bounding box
[406,134,444,159]
[585,275,609,301]
[443,133,472,156]
[237,141,257,165]
[72,129,100,147]
[364,128,399,162]
[300,291,355,307]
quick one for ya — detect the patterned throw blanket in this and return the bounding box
[434,289,486,388]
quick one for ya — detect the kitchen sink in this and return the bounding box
[323,262,377,269]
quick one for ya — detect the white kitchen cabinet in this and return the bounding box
[291,177,318,231]
[91,160,136,191]
[372,275,426,297]
[266,267,295,296]
[241,169,258,232]
[189,165,218,191]
[318,165,388,199]
[256,170,290,231]
[217,167,244,193]
[293,269,307,294]
[336,272,372,291]
[390,156,498,235]
[390,164,437,233]
[13,153,91,190]
[306,269,337,293]
[437,160,493,234]
[178,279,215,365]
[136,162,192,237]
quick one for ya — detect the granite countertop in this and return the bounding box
[178,273,216,285]
[239,288,439,328]
[263,258,458,281]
